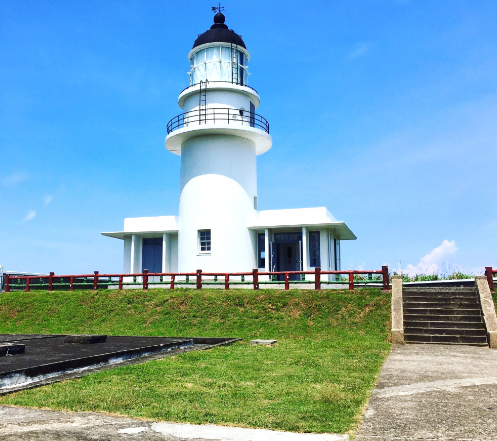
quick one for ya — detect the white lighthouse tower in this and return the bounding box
[166,9,271,272]
[102,8,357,282]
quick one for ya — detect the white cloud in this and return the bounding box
[43,194,54,206]
[399,240,458,277]
[2,173,28,187]
[23,210,36,222]
[349,42,372,60]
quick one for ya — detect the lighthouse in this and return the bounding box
[102,8,357,281]
[166,9,271,272]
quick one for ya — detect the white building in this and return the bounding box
[102,10,356,279]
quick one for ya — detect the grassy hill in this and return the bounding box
[0,288,391,434]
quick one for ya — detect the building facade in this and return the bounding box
[102,11,356,278]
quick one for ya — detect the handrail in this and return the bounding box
[166,107,269,135]
[485,267,497,291]
[3,267,390,293]
[179,81,259,97]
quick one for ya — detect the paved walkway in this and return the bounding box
[0,405,347,441]
[355,344,497,440]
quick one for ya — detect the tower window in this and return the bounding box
[198,230,211,253]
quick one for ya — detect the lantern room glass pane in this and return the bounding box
[194,49,205,66]
[190,46,248,86]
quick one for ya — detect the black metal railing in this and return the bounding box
[167,107,269,134]
[179,81,259,96]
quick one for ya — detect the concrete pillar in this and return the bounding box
[264,229,269,273]
[302,227,308,271]
[131,234,139,273]
[162,233,171,273]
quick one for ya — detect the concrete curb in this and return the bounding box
[475,276,497,348]
[0,406,349,440]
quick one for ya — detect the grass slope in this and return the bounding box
[0,288,391,434]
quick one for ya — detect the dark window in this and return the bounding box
[250,101,255,128]
[274,232,302,243]
[199,230,211,252]
[258,233,265,268]
[309,231,321,267]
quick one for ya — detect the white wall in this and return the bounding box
[178,134,257,273]
[178,173,257,272]
[180,135,257,198]
[124,216,178,233]
[183,89,255,114]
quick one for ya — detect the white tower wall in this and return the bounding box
[178,135,257,272]
[183,90,257,114]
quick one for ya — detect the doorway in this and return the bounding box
[142,238,162,280]
[271,232,302,281]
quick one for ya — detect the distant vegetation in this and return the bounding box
[390,271,474,283]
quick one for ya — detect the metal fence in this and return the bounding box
[167,107,269,134]
[3,267,390,292]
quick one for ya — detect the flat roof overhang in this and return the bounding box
[101,230,178,240]
[247,221,357,240]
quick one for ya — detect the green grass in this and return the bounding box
[0,288,391,434]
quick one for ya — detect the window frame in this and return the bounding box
[309,231,321,268]
[198,229,212,254]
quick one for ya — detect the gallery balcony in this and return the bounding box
[165,107,272,156]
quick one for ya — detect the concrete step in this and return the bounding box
[403,307,481,316]
[405,333,488,345]
[403,292,478,298]
[404,327,487,336]
[404,340,489,347]
[403,291,478,299]
[403,301,479,309]
[403,288,477,293]
[404,313,483,322]
[404,320,486,329]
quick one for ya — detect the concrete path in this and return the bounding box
[355,344,497,440]
[0,405,348,441]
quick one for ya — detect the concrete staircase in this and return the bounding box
[403,287,488,346]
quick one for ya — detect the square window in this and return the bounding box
[198,230,211,253]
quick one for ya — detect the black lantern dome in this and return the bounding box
[192,12,246,49]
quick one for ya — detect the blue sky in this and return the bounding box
[1,0,496,275]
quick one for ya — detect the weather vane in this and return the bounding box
[212,3,225,13]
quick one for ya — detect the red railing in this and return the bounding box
[485,267,496,291]
[4,266,391,293]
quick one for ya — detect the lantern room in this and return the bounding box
[188,11,249,86]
